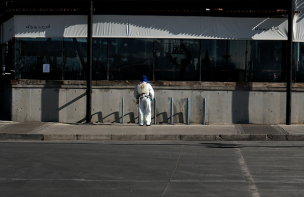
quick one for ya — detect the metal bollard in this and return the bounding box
[187,98,189,125]
[203,98,206,125]
[121,97,124,124]
[138,98,140,124]
[154,98,157,125]
[170,98,173,125]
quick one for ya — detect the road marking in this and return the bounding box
[161,145,184,196]
[0,178,165,182]
[1,178,303,184]
[234,141,260,197]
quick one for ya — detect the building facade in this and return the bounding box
[1,0,304,124]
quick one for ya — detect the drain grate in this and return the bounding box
[0,122,49,134]
[241,124,280,134]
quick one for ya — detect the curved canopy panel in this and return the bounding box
[94,15,288,40]
[294,0,304,42]
[3,13,303,43]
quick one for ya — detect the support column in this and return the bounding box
[0,24,2,82]
[86,1,93,123]
[286,0,293,125]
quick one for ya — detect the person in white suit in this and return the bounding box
[134,75,155,126]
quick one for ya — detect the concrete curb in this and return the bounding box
[43,134,77,141]
[112,135,145,141]
[1,133,304,141]
[287,135,304,141]
[78,134,112,141]
[0,133,44,141]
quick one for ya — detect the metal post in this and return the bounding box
[0,24,2,82]
[0,24,2,44]
[186,98,189,125]
[203,98,206,125]
[138,98,140,124]
[170,98,173,125]
[286,0,293,125]
[154,98,157,125]
[245,40,248,82]
[121,97,124,124]
[153,40,155,81]
[199,41,202,81]
[86,1,93,123]
[106,38,109,80]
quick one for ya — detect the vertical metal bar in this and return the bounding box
[0,24,2,44]
[62,38,64,80]
[199,40,202,81]
[186,98,189,125]
[154,98,157,125]
[286,0,293,125]
[121,97,124,124]
[245,40,248,82]
[138,98,140,124]
[203,98,206,125]
[86,1,93,123]
[226,40,229,81]
[107,38,109,81]
[170,98,173,125]
[153,39,155,81]
[0,24,2,82]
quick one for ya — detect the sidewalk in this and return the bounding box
[0,121,304,141]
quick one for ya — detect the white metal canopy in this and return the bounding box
[2,12,303,43]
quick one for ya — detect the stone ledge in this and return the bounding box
[0,133,44,140]
[43,134,77,141]
[1,134,304,141]
[3,80,304,91]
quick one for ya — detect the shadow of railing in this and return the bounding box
[58,93,86,111]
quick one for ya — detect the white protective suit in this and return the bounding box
[134,82,155,126]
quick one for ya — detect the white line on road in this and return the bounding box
[234,141,261,197]
[1,178,303,184]
[160,145,184,197]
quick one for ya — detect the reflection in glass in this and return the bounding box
[293,42,304,82]
[248,40,286,82]
[1,45,5,79]
[11,38,291,83]
[15,38,63,80]
[155,39,200,81]
[201,40,247,82]
[108,38,153,80]
[92,38,107,80]
[63,38,87,80]
[4,41,14,80]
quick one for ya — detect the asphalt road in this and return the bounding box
[1,141,304,197]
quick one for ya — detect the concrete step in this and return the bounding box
[1,133,304,141]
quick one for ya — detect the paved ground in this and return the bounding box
[0,121,303,141]
[0,141,303,197]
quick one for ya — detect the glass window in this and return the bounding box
[293,42,304,82]
[229,40,248,82]
[63,38,87,80]
[155,39,200,81]
[248,40,286,82]
[15,38,63,80]
[92,38,107,80]
[1,45,4,79]
[201,40,247,82]
[108,38,153,80]
[11,37,290,82]
[2,42,14,80]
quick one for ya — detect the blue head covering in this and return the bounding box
[139,75,149,83]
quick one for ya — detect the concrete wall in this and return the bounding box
[7,81,304,124]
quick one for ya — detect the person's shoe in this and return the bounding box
[139,123,144,126]
[146,122,151,126]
